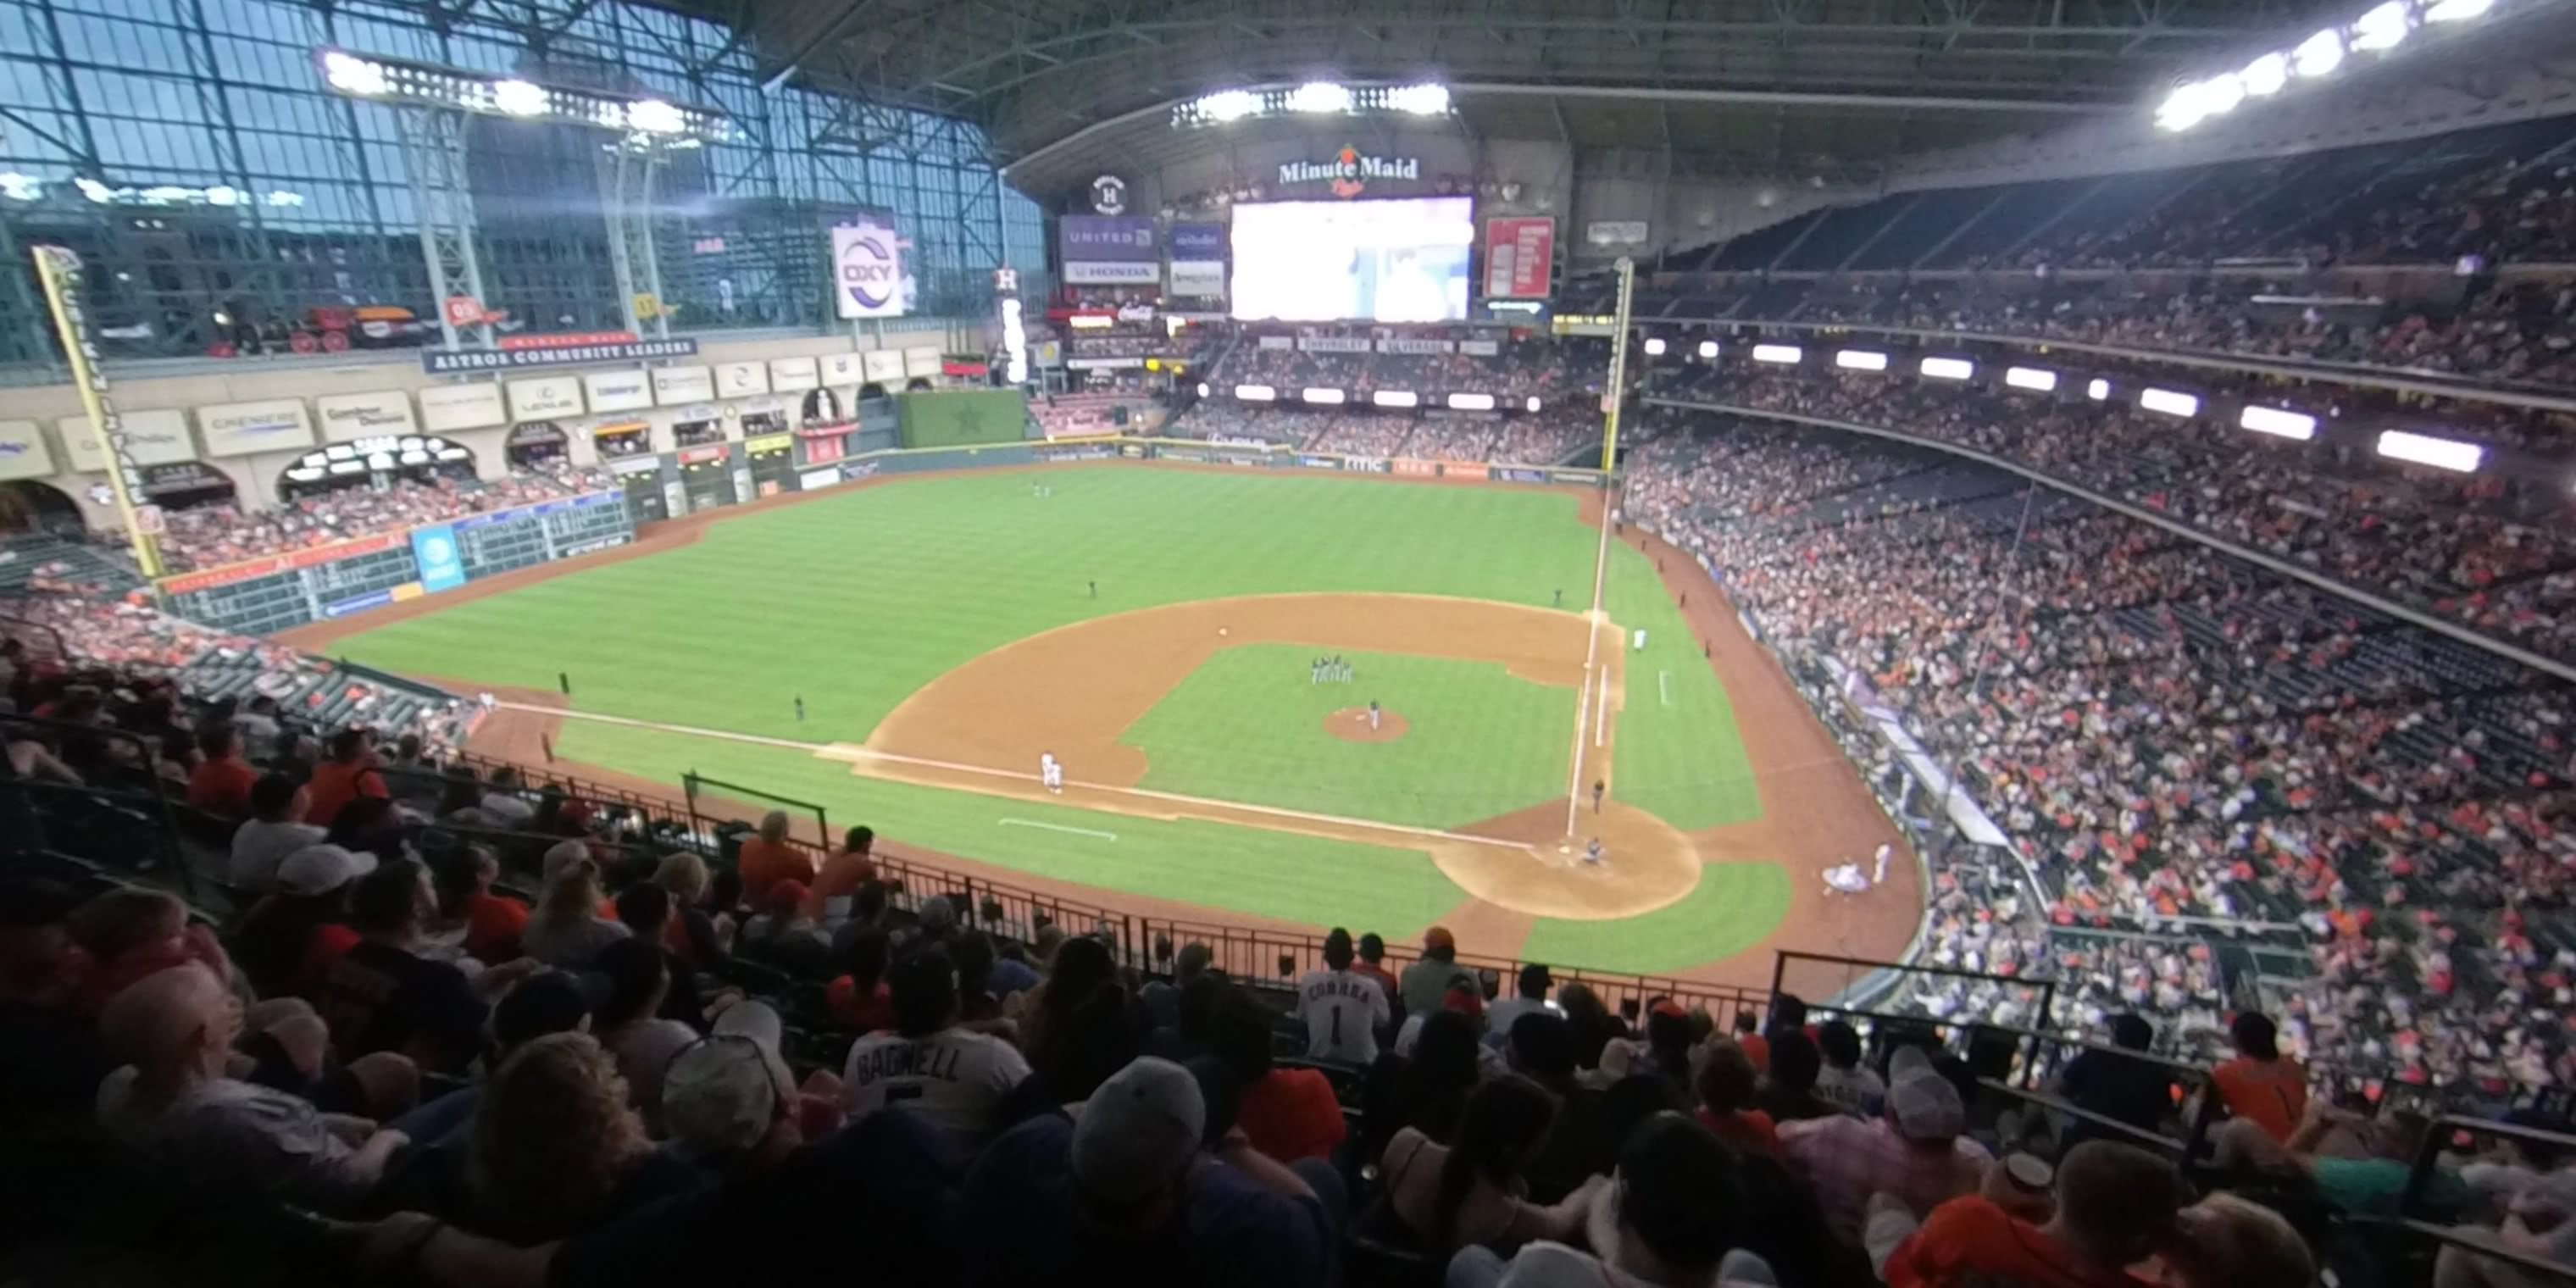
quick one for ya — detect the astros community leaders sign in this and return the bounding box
[422,337,699,374]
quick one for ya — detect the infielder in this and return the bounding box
[1040,752,1063,795]
[1874,842,1891,886]
[1823,863,1870,896]
[1367,700,1381,731]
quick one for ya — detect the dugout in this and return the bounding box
[677,441,736,511]
[743,431,794,497]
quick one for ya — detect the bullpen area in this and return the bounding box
[285,463,1917,983]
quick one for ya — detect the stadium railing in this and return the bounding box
[2384,1117,2576,1287]
[1,713,189,896]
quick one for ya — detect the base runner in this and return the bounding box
[1040,752,1063,795]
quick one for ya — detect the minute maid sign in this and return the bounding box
[1280,146,1420,198]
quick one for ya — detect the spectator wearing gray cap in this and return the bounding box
[958,1055,1340,1288]
[1776,1046,1993,1241]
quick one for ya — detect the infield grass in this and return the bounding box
[1122,645,1574,829]
[325,465,1774,969]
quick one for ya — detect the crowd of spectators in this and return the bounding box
[1691,275,2576,391]
[1208,334,1593,402]
[2,658,2374,1288]
[1621,410,2576,1095]
[158,465,614,574]
[1663,367,2576,663]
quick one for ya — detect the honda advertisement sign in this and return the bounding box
[1062,215,1160,285]
[831,216,913,319]
[1482,217,1556,299]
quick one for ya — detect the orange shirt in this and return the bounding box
[1236,1067,1347,1163]
[2212,1055,2309,1143]
[462,892,530,963]
[801,850,880,919]
[186,756,259,817]
[303,759,387,826]
[1888,1196,2153,1288]
[735,836,814,905]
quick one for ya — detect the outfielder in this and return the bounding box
[1040,752,1063,795]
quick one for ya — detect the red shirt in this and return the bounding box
[1695,1106,1781,1157]
[1236,1068,1347,1163]
[827,976,896,1032]
[1353,963,1400,1008]
[462,892,529,963]
[186,756,258,817]
[303,758,387,827]
[802,850,880,920]
[2212,1056,2309,1143]
[1887,1196,2154,1288]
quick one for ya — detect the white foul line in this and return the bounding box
[1000,818,1118,841]
[1562,491,1618,836]
[499,702,1530,853]
[1592,667,1609,748]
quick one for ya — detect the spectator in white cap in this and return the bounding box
[230,843,373,998]
[662,1000,811,1180]
[1777,1045,1992,1241]
[958,1054,1338,1287]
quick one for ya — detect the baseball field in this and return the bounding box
[286,463,1918,983]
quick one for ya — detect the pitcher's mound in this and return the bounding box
[1326,707,1408,743]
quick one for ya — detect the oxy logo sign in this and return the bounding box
[832,220,908,319]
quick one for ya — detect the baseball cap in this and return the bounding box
[1886,1055,1967,1141]
[492,970,605,1048]
[1422,926,1455,952]
[663,1004,797,1160]
[1073,1057,1205,1206]
[276,843,375,897]
[1443,983,1485,1018]
[541,840,592,882]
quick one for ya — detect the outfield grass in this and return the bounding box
[325,466,1778,969]
[1122,645,1574,829]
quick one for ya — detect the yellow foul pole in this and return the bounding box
[30,246,164,578]
[1596,255,1637,476]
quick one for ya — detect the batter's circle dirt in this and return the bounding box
[1324,707,1408,742]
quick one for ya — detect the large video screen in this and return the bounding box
[1230,197,1474,323]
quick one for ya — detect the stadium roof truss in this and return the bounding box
[653,0,2347,186]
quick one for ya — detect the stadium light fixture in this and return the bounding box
[1235,384,1277,402]
[2240,53,2290,97]
[1696,340,1718,359]
[2351,0,2412,51]
[1374,391,1418,408]
[1525,396,1541,413]
[1387,84,1451,115]
[2377,429,2483,471]
[1448,393,1496,411]
[1751,343,1802,364]
[2139,387,2201,418]
[1198,90,1261,122]
[2239,405,2319,441]
[2292,28,2346,77]
[1920,356,1975,380]
[312,48,729,146]
[2004,366,2059,392]
[491,79,548,117]
[1196,382,1210,398]
[1835,349,1890,372]
[1287,82,1353,114]
[2087,378,2112,401]
[1642,337,1668,357]
[1302,387,1346,405]
[321,50,390,96]
[2426,0,2495,19]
